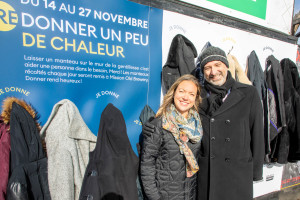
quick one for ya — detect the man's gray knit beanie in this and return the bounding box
[199,46,229,70]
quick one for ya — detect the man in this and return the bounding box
[143,46,264,200]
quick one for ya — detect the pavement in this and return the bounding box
[255,184,300,200]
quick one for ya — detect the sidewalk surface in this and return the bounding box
[255,184,300,200]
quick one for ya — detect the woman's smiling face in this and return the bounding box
[173,80,197,118]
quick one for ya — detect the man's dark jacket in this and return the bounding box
[7,102,51,200]
[79,103,139,200]
[197,81,264,200]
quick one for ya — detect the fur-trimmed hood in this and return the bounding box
[1,97,41,131]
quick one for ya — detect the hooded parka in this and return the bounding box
[197,81,264,200]
[162,34,197,92]
[79,103,139,200]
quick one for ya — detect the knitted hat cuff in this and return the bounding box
[200,55,228,68]
[198,46,229,70]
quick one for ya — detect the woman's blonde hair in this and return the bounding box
[156,74,201,117]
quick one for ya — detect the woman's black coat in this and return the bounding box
[79,103,139,200]
[197,81,264,200]
[140,117,201,200]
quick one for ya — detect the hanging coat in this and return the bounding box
[137,105,156,200]
[264,55,286,163]
[197,81,264,200]
[191,41,212,86]
[79,103,139,200]
[139,104,156,125]
[0,117,10,200]
[289,60,300,95]
[40,99,97,200]
[227,54,252,85]
[246,50,269,162]
[137,104,156,155]
[162,34,198,92]
[280,58,300,162]
[6,101,51,200]
[246,51,267,100]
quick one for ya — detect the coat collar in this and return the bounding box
[199,82,247,117]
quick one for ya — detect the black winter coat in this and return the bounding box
[280,58,300,162]
[140,117,201,200]
[162,34,197,93]
[191,42,212,86]
[7,102,51,200]
[265,55,287,163]
[197,81,264,200]
[79,103,139,200]
[247,50,270,162]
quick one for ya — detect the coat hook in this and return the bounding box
[228,46,234,55]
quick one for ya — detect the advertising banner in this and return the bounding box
[0,0,163,155]
[1,0,299,198]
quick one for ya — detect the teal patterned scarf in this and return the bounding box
[162,104,203,177]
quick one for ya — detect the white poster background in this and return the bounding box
[162,10,297,197]
[179,0,294,35]
[162,10,297,72]
[253,165,284,198]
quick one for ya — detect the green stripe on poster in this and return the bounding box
[207,0,267,19]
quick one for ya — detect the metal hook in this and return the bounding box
[227,46,234,55]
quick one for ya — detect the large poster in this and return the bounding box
[0,0,163,154]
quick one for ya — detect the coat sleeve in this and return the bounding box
[140,122,162,200]
[47,148,75,200]
[6,168,29,200]
[249,88,265,181]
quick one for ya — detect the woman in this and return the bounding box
[140,74,203,200]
